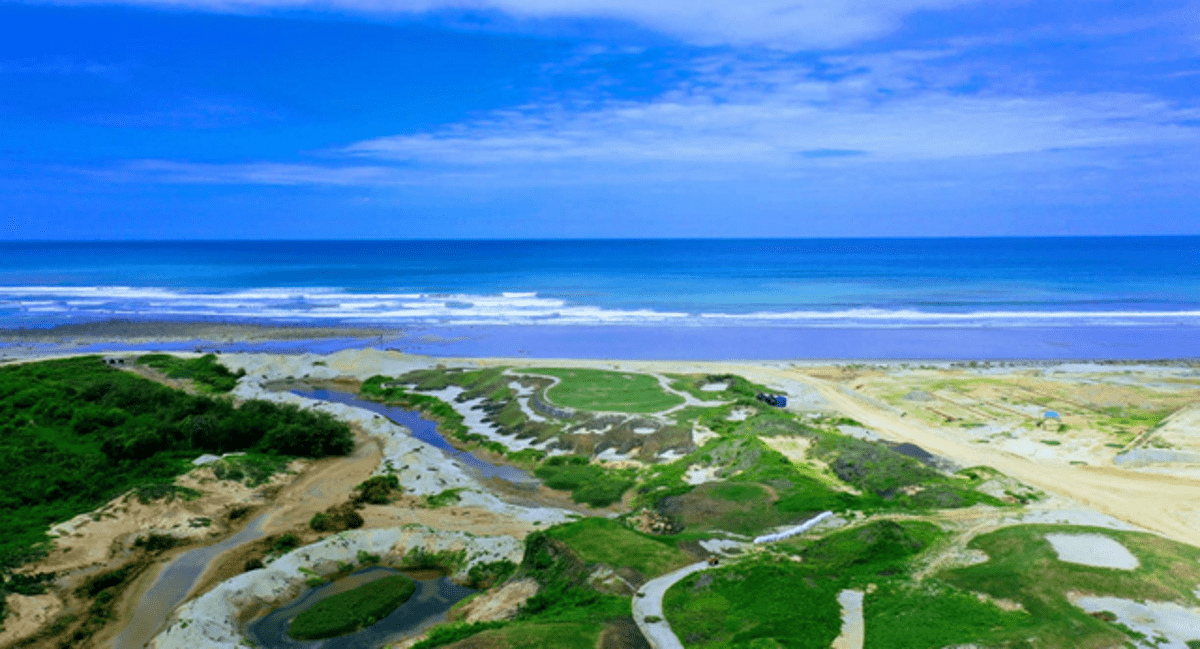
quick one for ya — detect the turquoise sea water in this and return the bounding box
[2,238,1198,358]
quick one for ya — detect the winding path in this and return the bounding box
[632,562,713,649]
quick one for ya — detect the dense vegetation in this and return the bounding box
[137,353,245,393]
[533,456,637,507]
[0,356,353,574]
[288,574,416,640]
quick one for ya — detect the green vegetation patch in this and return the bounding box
[209,453,292,487]
[534,456,636,508]
[665,555,844,649]
[0,356,353,574]
[359,375,507,454]
[545,517,691,578]
[425,621,602,649]
[667,520,941,649]
[424,487,464,509]
[524,367,684,413]
[665,373,774,402]
[288,575,416,640]
[938,524,1200,648]
[137,353,246,393]
[864,580,1037,649]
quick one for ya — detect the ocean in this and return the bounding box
[2,237,1198,359]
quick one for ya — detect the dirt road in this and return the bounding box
[741,366,1200,546]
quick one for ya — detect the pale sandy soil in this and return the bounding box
[1069,593,1200,649]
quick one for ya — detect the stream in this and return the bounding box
[121,386,528,649]
[243,566,476,649]
[287,387,537,486]
[113,512,269,649]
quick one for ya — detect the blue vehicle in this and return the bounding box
[756,392,788,408]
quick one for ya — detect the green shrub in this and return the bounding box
[467,559,517,589]
[354,474,401,505]
[288,575,416,640]
[271,534,299,555]
[410,620,509,649]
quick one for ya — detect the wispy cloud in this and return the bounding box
[48,0,996,48]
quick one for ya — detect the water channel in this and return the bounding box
[113,512,269,649]
[243,566,476,649]
[120,386,530,649]
[288,387,537,486]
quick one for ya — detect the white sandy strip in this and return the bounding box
[832,590,865,649]
[508,381,548,422]
[652,373,730,415]
[1045,533,1140,570]
[1071,595,1200,649]
[684,465,722,485]
[420,386,557,453]
[148,527,523,649]
[633,562,712,649]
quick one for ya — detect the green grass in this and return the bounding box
[864,580,1037,649]
[136,353,246,393]
[938,524,1200,648]
[209,453,292,487]
[533,456,636,507]
[666,520,943,648]
[424,487,464,509]
[288,575,416,640]
[545,517,692,578]
[524,367,684,413]
[421,621,601,649]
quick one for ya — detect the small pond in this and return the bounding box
[288,386,537,486]
[243,566,476,649]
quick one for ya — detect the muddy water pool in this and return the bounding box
[243,566,476,649]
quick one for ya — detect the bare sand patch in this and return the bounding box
[831,589,864,649]
[1070,594,1200,649]
[1045,533,1139,570]
[0,593,63,647]
[684,465,721,485]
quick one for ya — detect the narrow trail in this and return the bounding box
[632,562,712,649]
[740,367,1200,546]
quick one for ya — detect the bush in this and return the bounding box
[310,512,334,532]
[467,559,517,589]
[271,534,299,555]
[133,533,181,553]
[244,558,264,571]
[353,475,401,505]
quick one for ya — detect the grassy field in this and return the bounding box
[544,517,692,578]
[665,520,941,648]
[937,524,1200,648]
[288,574,416,640]
[524,367,684,413]
[136,353,245,393]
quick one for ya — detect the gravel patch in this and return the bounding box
[1045,533,1139,570]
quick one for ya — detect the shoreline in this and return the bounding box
[4,319,1200,362]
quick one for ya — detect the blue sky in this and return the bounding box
[2,0,1199,238]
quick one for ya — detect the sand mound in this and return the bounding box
[1045,533,1139,570]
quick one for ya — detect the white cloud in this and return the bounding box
[343,91,1199,168]
[50,0,992,48]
